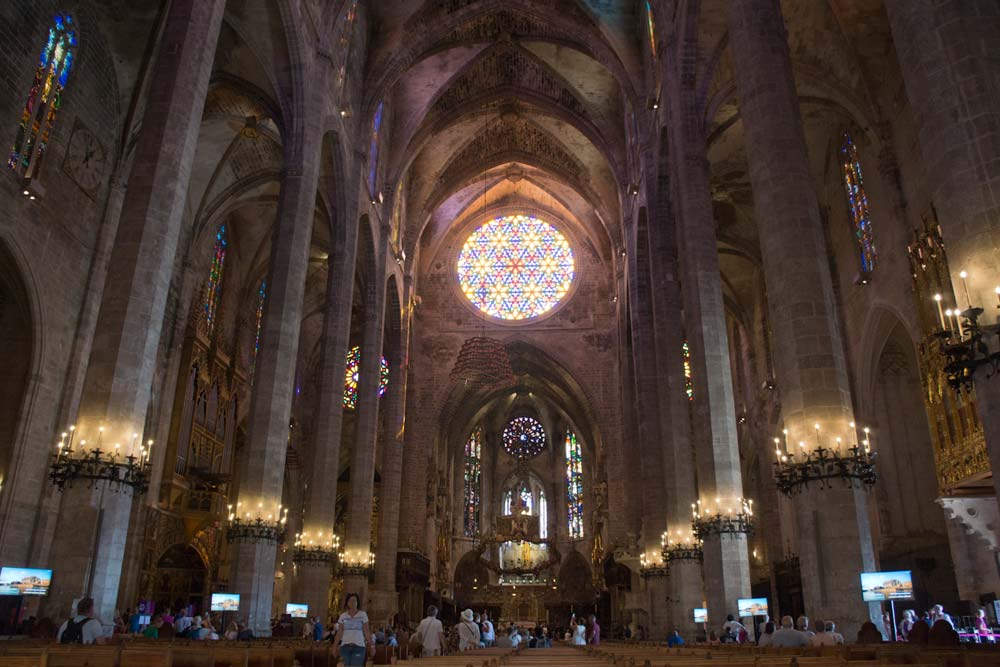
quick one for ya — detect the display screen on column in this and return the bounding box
[0,567,52,596]
[693,608,708,623]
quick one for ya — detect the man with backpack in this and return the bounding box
[57,598,105,644]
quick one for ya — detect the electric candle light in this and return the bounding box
[959,270,971,308]
[934,293,946,329]
[995,286,1000,307]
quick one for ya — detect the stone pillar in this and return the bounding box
[646,128,705,637]
[727,0,878,637]
[626,208,669,574]
[370,280,410,621]
[230,113,325,635]
[660,21,750,630]
[42,0,225,626]
[882,0,1000,504]
[342,268,388,605]
[291,191,361,623]
[883,0,1000,311]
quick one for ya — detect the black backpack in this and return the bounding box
[61,617,95,644]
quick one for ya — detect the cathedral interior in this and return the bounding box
[1,0,999,643]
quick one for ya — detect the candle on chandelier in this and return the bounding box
[934,294,946,330]
[814,423,821,446]
[959,270,971,309]
[995,286,1000,307]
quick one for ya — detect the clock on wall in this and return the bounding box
[62,118,107,197]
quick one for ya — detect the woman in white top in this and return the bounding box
[333,594,371,667]
[572,621,587,645]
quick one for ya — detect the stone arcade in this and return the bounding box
[0,0,998,644]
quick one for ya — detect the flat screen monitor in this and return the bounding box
[286,603,308,619]
[737,597,769,617]
[0,567,52,596]
[210,592,240,612]
[861,570,914,602]
[693,608,708,623]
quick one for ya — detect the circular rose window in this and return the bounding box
[502,416,547,460]
[457,214,575,320]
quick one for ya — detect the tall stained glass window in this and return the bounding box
[565,429,584,539]
[463,426,483,537]
[9,13,76,178]
[204,225,227,333]
[249,280,267,385]
[645,1,657,57]
[343,345,389,409]
[457,214,575,321]
[841,131,877,274]
[519,486,534,514]
[367,101,384,195]
[336,0,359,97]
[539,491,548,539]
[503,489,513,516]
[683,339,693,401]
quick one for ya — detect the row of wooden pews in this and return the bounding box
[578,641,1000,667]
[0,639,517,667]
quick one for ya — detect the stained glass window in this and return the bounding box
[539,491,548,539]
[519,486,534,514]
[463,426,483,537]
[683,339,693,401]
[204,225,227,333]
[249,279,267,385]
[503,416,547,460]
[342,345,389,409]
[336,0,359,97]
[565,428,584,539]
[503,490,513,516]
[9,13,76,178]
[841,132,877,274]
[367,101,384,195]
[645,1,657,58]
[457,214,575,320]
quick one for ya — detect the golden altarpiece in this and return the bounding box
[908,210,988,493]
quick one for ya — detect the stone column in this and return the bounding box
[626,206,670,637]
[882,0,1000,503]
[727,0,878,637]
[660,15,751,628]
[230,105,325,635]
[291,189,361,623]
[41,0,225,626]
[342,268,388,605]
[370,279,410,621]
[645,141,704,637]
[883,0,1000,310]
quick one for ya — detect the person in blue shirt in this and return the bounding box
[313,617,324,641]
[667,630,685,647]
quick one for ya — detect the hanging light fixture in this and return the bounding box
[449,104,516,391]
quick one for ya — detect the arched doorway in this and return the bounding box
[0,241,33,488]
[153,545,208,612]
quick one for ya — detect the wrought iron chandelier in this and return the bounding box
[226,502,287,543]
[772,424,877,496]
[638,552,670,578]
[337,549,375,577]
[48,426,152,494]
[938,305,1000,394]
[661,530,704,563]
[692,497,754,539]
[292,531,341,565]
[449,336,516,390]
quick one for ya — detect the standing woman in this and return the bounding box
[333,594,372,666]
